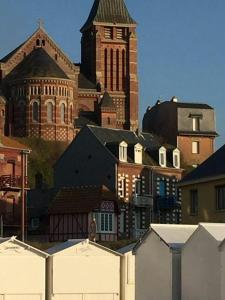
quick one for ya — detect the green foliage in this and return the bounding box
[16,138,68,188]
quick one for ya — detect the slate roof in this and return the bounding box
[75,112,98,128]
[100,92,115,108]
[5,48,69,80]
[179,144,225,185]
[81,0,136,32]
[49,185,116,214]
[87,125,176,167]
[78,73,96,90]
[177,102,213,109]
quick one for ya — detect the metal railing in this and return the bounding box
[133,194,153,207]
[0,175,28,190]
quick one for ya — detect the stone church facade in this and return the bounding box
[0,0,139,143]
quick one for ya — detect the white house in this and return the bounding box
[46,239,121,300]
[134,224,197,300]
[0,236,48,300]
[117,243,136,300]
[182,223,225,300]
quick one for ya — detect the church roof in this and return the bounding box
[81,0,136,32]
[6,47,69,80]
[99,92,115,108]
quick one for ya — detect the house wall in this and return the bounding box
[177,135,214,167]
[0,240,46,299]
[220,244,225,300]
[135,232,172,300]
[54,126,116,190]
[181,178,225,224]
[177,107,216,133]
[0,146,27,234]
[182,228,221,300]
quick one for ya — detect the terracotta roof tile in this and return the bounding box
[49,185,116,214]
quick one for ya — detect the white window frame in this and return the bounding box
[94,212,115,233]
[119,141,128,162]
[159,146,167,167]
[173,148,180,169]
[192,117,200,131]
[134,143,143,164]
[118,177,125,198]
[192,141,200,154]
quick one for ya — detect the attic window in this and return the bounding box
[36,39,40,46]
[134,143,143,164]
[104,27,113,39]
[119,141,128,162]
[159,147,167,168]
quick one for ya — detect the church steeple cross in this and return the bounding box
[38,18,44,29]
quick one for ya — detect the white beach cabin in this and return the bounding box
[0,236,48,300]
[117,243,135,300]
[134,224,197,300]
[182,223,225,300]
[46,239,121,300]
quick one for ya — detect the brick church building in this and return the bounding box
[0,0,138,142]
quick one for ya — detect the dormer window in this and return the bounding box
[134,143,143,164]
[192,117,200,131]
[119,141,128,162]
[159,146,167,167]
[173,148,180,169]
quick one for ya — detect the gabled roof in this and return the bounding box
[87,125,177,167]
[46,238,122,256]
[199,223,225,242]
[81,0,136,32]
[49,185,116,214]
[0,236,48,257]
[179,144,225,186]
[117,243,136,254]
[5,48,68,80]
[134,224,197,252]
[0,43,25,63]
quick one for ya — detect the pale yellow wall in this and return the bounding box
[48,242,120,299]
[181,178,225,224]
[0,241,46,299]
[120,251,135,300]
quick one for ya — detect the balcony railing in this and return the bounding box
[155,196,181,211]
[0,175,29,190]
[133,194,153,207]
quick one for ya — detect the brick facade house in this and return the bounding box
[0,0,139,142]
[54,125,183,240]
[0,93,30,236]
[143,97,217,167]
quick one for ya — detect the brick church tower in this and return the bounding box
[80,0,139,131]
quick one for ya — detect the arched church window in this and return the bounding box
[108,117,111,125]
[60,103,66,123]
[42,40,45,46]
[47,102,54,123]
[36,39,40,46]
[32,102,39,122]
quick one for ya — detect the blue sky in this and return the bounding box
[0,0,224,147]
